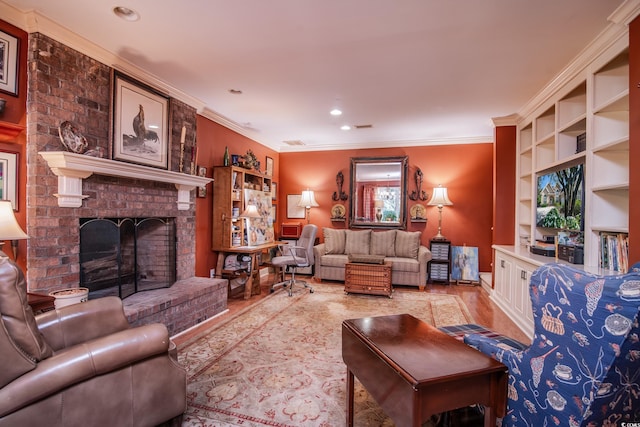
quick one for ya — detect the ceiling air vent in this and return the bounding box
[354,124,373,129]
[283,140,305,146]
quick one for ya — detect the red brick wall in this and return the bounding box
[26,33,198,293]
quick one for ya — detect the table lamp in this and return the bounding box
[297,189,319,224]
[240,204,261,246]
[0,200,28,258]
[427,185,453,240]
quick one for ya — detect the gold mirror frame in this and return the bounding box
[349,156,408,229]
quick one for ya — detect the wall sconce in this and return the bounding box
[427,185,453,240]
[298,189,319,224]
[0,200,28,259]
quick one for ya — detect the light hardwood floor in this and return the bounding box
[173,274,531,346]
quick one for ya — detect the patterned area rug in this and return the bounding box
[178,283,474,426]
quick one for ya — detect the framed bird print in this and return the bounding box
[111,71,170,169]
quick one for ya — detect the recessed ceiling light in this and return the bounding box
[229,89,243,95]
[330,109,342,116]
[341,125,351,131]
[113,6,140,22]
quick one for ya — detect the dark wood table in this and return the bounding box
[342,314,508,427]
[27,292,56,313]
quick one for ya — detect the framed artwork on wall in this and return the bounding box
[287,194,305,219]
[0,29,19,96]
[265,156,274,176]
[271,182,277,200]
[197,165,207,198]
[111,71,170,169]
[0,150,18,210]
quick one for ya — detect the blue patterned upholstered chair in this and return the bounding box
[464,262,640,426]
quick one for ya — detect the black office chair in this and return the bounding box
[270,224,318,296]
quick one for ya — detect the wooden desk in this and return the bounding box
[214,241,282,300]
[342,314,507,427]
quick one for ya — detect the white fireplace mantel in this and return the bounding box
[39,151,213,210]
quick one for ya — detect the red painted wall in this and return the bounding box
[279,144,494,272]
[493,126,516,247]
[194,116,279,277]
[0,20,28,271]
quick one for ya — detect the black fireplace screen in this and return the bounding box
[80,217,177,299]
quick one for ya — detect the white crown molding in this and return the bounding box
[277,135,492,153]
[13,9,207,112]
[492,114,520,127]
[516,1,640,124]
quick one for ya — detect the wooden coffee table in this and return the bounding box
[344,261,392,297]
[342,314,508,427]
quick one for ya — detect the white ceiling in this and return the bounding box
[0,0,629,152]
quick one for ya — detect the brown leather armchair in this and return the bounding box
[0,257,186,426]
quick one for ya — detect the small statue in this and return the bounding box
[243,150,258,170]
[332,171,348,201]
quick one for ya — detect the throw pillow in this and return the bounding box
[370,230,397,257]
[395,230,421,259]
[0,258,53,364]
[323,228,346,254]
[345,229,371,255]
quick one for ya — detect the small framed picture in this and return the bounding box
[287,194,305,219]
[0,29,19,96]
[271,182,277,200]
[265,156,274,176]
[197,165,207,198]
[111,71,170,169]
[0,149,18,210]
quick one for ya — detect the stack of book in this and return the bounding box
[600,232,629,272]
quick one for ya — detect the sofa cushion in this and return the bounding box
[386,257,421,273]
[345,230,371,255]
[323,228,346,254]
[320,254,349,268]
[395,230,421,259]
[370,230,396,257]
[0,258,53,364]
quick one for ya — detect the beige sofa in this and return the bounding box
[313,228,431,288]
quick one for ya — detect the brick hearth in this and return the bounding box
[123,277,228,336]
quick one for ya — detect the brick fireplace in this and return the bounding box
[21,33,227,335]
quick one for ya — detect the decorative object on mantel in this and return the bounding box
[330,203,346,221]
[409,167,428,201]
[332,171,348,201]
[0,98,5,115]
[58,121,89,154]
[410,204,427,222]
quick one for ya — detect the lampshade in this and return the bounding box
[297,189,319,208]
[239,204,261,218]
[0,201,28,240]
[427,185,453,207]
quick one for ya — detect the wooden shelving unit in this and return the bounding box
[212,166,272,250]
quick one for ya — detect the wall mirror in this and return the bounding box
[349,156,408,229]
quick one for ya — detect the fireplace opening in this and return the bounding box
[80,217,177,299]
